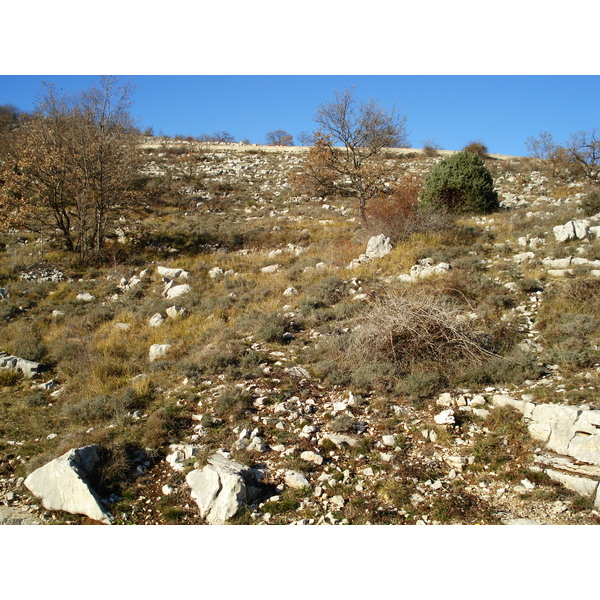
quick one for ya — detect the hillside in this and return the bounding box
[1,142,600,525]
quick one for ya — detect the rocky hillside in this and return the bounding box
[1,141,600,525]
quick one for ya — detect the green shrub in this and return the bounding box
[351,361,399,393]
[399,371,447,399]
[579,190,600,217]
[419,151,499,214]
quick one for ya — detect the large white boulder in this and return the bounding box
[24,445,112,524]
[186,454,257,524]
[148,313,165,327]
[365,234,392,259]
[284,470,311,490]
[553,219,590,242]
[76,292,95,302]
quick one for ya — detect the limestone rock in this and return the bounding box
[300,451,324,465]
[166,305,187,319]
[76,292,95,302]
[149,343,172,362]
[0,351,42,379]
[164,284,191,300]
[553,219,590,242]
[157,266,189,280]
[365,234,392,259]
[319,433,360,448]
[284,470,311,490]
[166,444,203,471]
[434,409,455,425]
[544,469,599,499]
[24,445,112,524]
[530,404,581,454]
[186,454,258,524]
[260,264,281,273]
[149,313,165,327]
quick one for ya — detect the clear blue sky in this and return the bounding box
[1,75,598,156]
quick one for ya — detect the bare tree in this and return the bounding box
[526,129,600,183]
[266,129,294,146]
[0,77,141,260]
[565,129,600,182]
[300,88,408,220]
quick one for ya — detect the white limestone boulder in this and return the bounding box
[24,445,112,524]
[186,454,259,524]
[365,234,392,259]
[76,292,95,302]
[553,219,590,242]
[284,470,311,490]
[149,343,172,362]
[148,313,165,327]
[0,351,42,379]
[164,284,191,300]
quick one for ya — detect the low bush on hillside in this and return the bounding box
[419,150,499,214]
[537,278,600,371]
[345,289,496,392]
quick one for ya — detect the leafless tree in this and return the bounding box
[565,129,600,182]
[300,88,408,220]
[266,129,294,146]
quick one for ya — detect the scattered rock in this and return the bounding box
[0,351,42,378]
[149,344,172,362]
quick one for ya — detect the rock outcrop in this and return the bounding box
[186,454,262,524]
[0,351,42,378]
[24,445,112,524]
[491,395,600,508]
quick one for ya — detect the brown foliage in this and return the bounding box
[364,174,454,241]
[0,77,141,260]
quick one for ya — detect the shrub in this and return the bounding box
[398,371,447,400]
[365,175,456,242]
[347,289,495,378]
[0,369,21,387]
[214,386,253,419]
[351,361,400,393]
[462,141,489,158]
[579,189,600,217]
[419,151,499,214]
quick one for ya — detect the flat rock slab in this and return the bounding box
[24,445,112,524]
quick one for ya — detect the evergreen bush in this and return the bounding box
[419,151,499,214]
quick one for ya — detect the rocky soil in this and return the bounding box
[1,142,600,526]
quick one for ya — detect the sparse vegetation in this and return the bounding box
[1,113,600,527]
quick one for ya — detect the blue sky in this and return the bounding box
[1,75,598,156]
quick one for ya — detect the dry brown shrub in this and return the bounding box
[346,288,495,375]
[364,175,454,241]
